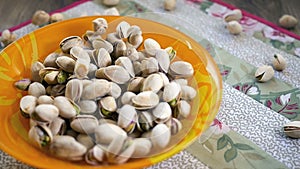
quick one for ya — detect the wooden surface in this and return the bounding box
[0,0,299,34]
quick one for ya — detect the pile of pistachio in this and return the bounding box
[16,18,197,164]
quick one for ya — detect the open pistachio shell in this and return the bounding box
[20,95,37,118]
[33,104,59,122]
[94,123,127,145]
[56,56,76,73]
[28,124,53,148]
[53,96,80,119]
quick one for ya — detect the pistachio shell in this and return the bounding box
[132,91,160,110]
[70,115,98,134]
[227,21,243,35]
[59,36,82,54]
[141,73,164,93]
[127,77,144,93]
[108,82,122,99]
[169,118,182,135]
[121,91,136,105]
[56,56,76,73]
[116,21,130,39]
[50,13,64,23]
[115,57,135,77]
[95,65,130,84]
[14,78,31,91]
[164,46,176,61]
[49,117,66,135]
[43,70,59,84]
[174,100,191,118]
[255,65,274,82]
[43,53,59,68]
[92,18,108,34]
[92,39,113,53]
[163,81,181,102]
[155,49,170,73]
[102,0,120,6]
[224,9,242,22]
[140,57,159,76]
[137,111,154,132]
[150,124,171,149]
[33,104,59,122]
[28,82,46,97]
[65,79,83,102]
[93,48,112,68]
[132,138,152,157]
[180,85,197,100]
[70,46,91,63]
[152,102,172,123]
[74,59,89,79]
[77,134,95,150]
[94,123,127,144]
[81,79,111,100]
[54,96,80,119]
[272,54,287,71]
[85,145,105,165]
[169,61,194,78]
[279,14,298,29]
[164,0,176,11]
[28,124,53,148]
[37,95,54,104]
[100,96,117,112]
[117,104,137,133]
[78,100,97,114]
[31,61,45,82]
[50,135,87,161]
[20,95,37,118]
[144,38,161,56]
[31,10,50,26]
[283,121,300,138]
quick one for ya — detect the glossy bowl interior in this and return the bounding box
[0,16,222,169]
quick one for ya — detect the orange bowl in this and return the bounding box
[0,16,222,169]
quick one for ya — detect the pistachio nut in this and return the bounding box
[59,36,83,54]
[78,100,97,114]
[53,96,80,119]
[81,79,111,100]
[117,104,137,133]
[28,82,46,97]
[132,138,152,157]
[37,95,54,104]
[92,18,108,35]
[31,61,45,82]
[223,9,242,22]
[144,38,161,56]
[169,61,194,78]
[150,123,171,149]
[227,21,243,35]
[141,73,164,93]
[49,117,67,135]
[32,104,59,122]
[50,13,64,23]
[127,76,144,93]
[255,65,274,82]
[132,91,160,110]
[14,78,31,91]
[94,123,127,144]
[49,135,87,161]
[283,121,300,138]
[28,124,53,148]
[43,53,59,68]
[70,115,99,134]
[77,134,95,150]
[164,46,176,61]
[152,102,172,123]
[164,0,176,11]
[65,79,83,102]
[137,111,154,132]
[56,56,76,73]
[108,82,122,99]
[85,145,105,165]
[20,95,37,118]
[32,10,50,26]
[279,14,298,29]
[0,29,17,46]
[102,0,120,6]
[272,54,287,71]
[121,91,136,105]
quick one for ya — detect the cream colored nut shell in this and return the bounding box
[102,0,120,6]
[32,10,50,26]
[279,14,298,29]
[227,21,243,35]
[164,0,176,11]
[255,65,274,82]
[272,54,287,71]
[224,9,242,22]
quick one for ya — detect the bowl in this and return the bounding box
[0,16,222,168]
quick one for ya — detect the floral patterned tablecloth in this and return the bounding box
[0,0,299,169]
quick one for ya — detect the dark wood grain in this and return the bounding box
[0,0,299,35]
[222,0,300,34]
[0,0,77,32]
